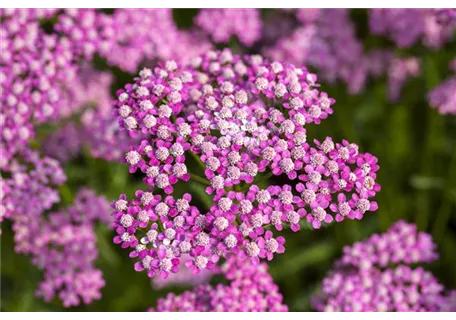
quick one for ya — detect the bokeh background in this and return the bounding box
[1,8,455,311]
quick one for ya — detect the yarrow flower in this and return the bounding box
[0,9,210,167]
[151,256,214,289]
[265,9,368,94]
[41,67,136,162]
[428,58,456,115]
[102,9,211,73]
[42,123,83,163]
[195,9,262,46]
[369,9,456,48]
[0,149,66,228]
[312,221,455,312]
[387,57,421,102]
[435,9,456,25]
[113,49,380,279]
[149,254,287,311]
[12,188,111,307]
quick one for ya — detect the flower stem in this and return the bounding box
[432,149,456,243]
[188,152,206,171]
[59,184,74,205]
[190,173,210,186]
[242,172,273,191]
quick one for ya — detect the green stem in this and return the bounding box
[59,184,74,205]
[189,152,206,171]
[190,173,210,186]
[243,172,273,191]
[432,149,456,242]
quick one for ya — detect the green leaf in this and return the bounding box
[270,241,335,279]
[96,226,120,267]
[410,175,445,190]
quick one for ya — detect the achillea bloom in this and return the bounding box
[42,66,134,162]
[80,109,137,161]
[54,9,116,60]
[113,49,380,278]
[13,189,111,307]
[0,8,58,19]
[387,57,421,102]
[436,9,456,25]
[195,9,262,46]
[0,9,209,167]
[0,149,66,226]
[151,256,214,289]
[428,58,456,115]
[55,66,114,120]
[312,221,455,312]
[150,255,287,312]
[42,122,83,163]
[104,9,211,72]
[369,9,456,48]
[0,12,77,123]
[265,9,368,94]
[295,9,321,24]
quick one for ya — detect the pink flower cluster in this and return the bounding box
[55,65,114,120]
[112,49,380,279]
[42,123,83,163]
[0,9,209,168]
[312,221,455,311]
[387,57,421,102]
[277,8,324,24]
[0,149,66,227]
[103,9,211,73]
[428,58,456,115]
[0,11,118,304]
[436,9,456,25]
[265,9,367,94]
[0,10,77,164]
[12,188,111,307]
[150,255,287,311]
[151,256,213,289]
[42,66,134,162]
[41,66,114,161]
[195,9,262,46]
[263,9,455,104]
[369,9,456,48]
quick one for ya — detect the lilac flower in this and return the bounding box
[150,255,287,312]
[80,109,138,161]
[113,49,380,278]
[0,149,66,228]
[369,9,456,48]
[436,9,456,25]
[54,9,116,60]
[195,9,262,46]
[312,221,455,312]
[265,9,368,94]
[13,188,111,307]
[105,9,211,72]
[42,123,83,163]
[428,58,456,115]
[387,57,421,102]
[151,256,214,289]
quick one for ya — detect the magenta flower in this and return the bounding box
[150,254,287,312]
[312,221,454,312]
[195,9,262,46]
[257,230,285,260]
[112,49,380,279]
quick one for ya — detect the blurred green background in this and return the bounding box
[1,9,455,312]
